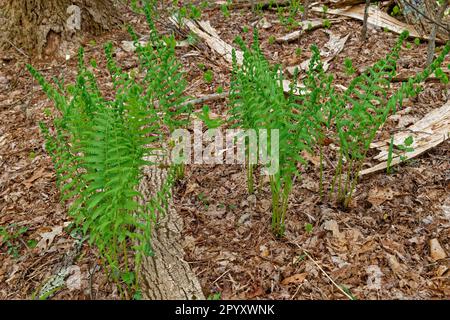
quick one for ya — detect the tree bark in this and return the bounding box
[0,0,121,57]
[427,0,449,65]
[361,0,371,40]
[137,160,205,300]
[396,0,450,41]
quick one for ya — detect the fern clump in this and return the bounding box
[331,33,450,208]
[231,29,450,235]
[28,8,189,294]
[230,29,316,236]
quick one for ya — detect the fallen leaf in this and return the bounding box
[65,266,82,291]
[36,225,63,251]
[323,220,344,240]
[281,273,307,285]
[430,238,447,261]
[367,186,401,206]
[366,265,383,290]
[23,167,52,188]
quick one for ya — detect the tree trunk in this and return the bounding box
[396,0,450,41]
[0,0,121,57]
[137,159,205,300]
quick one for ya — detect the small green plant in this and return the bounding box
[216,85,224,94]
[397,136,414,163]
[197,105,223,129]
[331,34,450,208]
[391,5,400,16]
[231,30,317,236]
[207,292,222,300]
[268,35,276,45]
[305,223,313,233]
[414,38,421,46]
[435,67,449,84]
[188,4,202,20]
[0,224,28,258]
[242,25,249,33]
[344,58,356,75]
[323,19,332,28]
[220,3,230,18]
[295,48,302,57]
[203,69,214,83]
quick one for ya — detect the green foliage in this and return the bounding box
[203,69,214,83]
[230,29,450,235]
[344,58,356,75]
[0,224,28,258]
[197,105,223,129]
[331,34,450,208]
[391,5,400,16]
[220,2,231,18]
[323,19,332,29]
[27,5,189,294]
[230,29,317,236]
[207,292,222,300]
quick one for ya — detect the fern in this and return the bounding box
[28,9,189,295]
[230,29,450,235]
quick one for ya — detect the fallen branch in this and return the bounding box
[276,19,324,43]
[170,16,304,94]
[312,4,441,41]
[182,92,230,107]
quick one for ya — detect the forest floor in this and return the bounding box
[0,2,449,300]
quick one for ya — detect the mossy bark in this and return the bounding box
[0,0,121,57]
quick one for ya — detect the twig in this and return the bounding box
[297,246,355,300]
[5,39,29,59]
[211,270,230,285]
[181,92,229,107]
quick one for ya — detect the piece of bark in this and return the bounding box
[361,0,371,40]
[361,98,450,176]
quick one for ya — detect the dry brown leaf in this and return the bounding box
[367,186,401,206]
[281,273,307,285]
[430,239,447,261]
[36,225,63,252]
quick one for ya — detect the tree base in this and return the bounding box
[0,0,121,57]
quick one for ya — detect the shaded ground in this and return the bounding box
[0,2,449,299]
